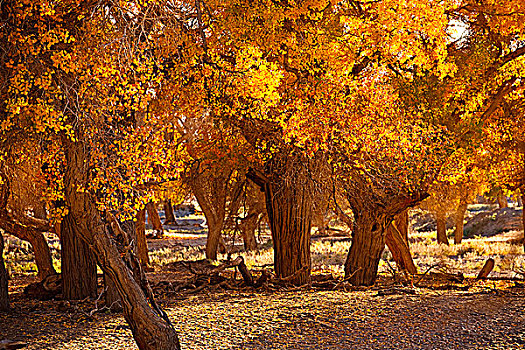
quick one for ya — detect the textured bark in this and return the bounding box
[453,203,468,244]
[61,213,98,300]
[0,232,8,312]
[0,219,56,280]
[63,138,180,350]
[135,209,149,266]
[146,202,163,237]
[33,203,47,220]
[345,213,387,286]
[436,211,449,245]
[395,210,409,242]
[264,180,312,285]
[385,213,417,274]
[104,272,122,312]
[517,195,523,207]
[163,200,176,224]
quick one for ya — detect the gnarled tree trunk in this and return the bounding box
[263,178,312,285]
[63,138,180,350]
[436,211,449,245]
[0,219,56,280]
[453,203,467,244]
[345,212,387,286]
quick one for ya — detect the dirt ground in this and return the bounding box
[2,281,525,350]
[1,204,524,349]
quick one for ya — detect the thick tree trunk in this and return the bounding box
[163,201,176,225]
[135,209,149,266]
[0,232,9,312]
[63,138,180,350]
[385,213,417,274]
[395,210,409,242]
[517,195,523,207]
[436,211,449,245]
[146,202,163,237]
[345,213,387,286]
[0,218,56,280]
[264,180,312,285]
[61,214,98,300]
[453,203,467,244]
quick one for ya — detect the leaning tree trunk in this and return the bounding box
[0,217,56,280]
[0,232,8,312]
[163,200,176,225]
[436,211,449,245]
[61,213,98,300]
[63,138,180,350]
[385,211,417,274]
[345,211,388,286]
[264,179,312,285]
[135,209,149,266]
[453,203,467,244]
[146,202,163,237]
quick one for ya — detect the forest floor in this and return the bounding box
[1,203,524,350]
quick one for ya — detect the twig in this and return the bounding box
[414,263,440,287]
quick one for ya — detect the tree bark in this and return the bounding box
[0,219,56,280]
[264,179,312,285]
[239,213,259,251]
[163,200,176,225]
[104,272,122,312]
[63,138,180,349]
[453,203,467,244]
[522,194,524,252]
[146,202,163,237]
[0,232,9,312]
[61,213,98,300]
[135,209,149,266]
[436,211,449,245]
[385,215,417,274]
[345,212,387,286]
[497,193,508,208]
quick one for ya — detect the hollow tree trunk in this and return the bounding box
[453,203,467,244]
[0,232,8,312]
[146,202,163,237]
[385,211,417,274]
[63,138,180,350]
[0,217,56,280]
[61,213,98,300]
[264,179,312,285]
[163,200,176,225]
[345,212,387,286]
[436,211,449,245]
[135,209,149,266]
